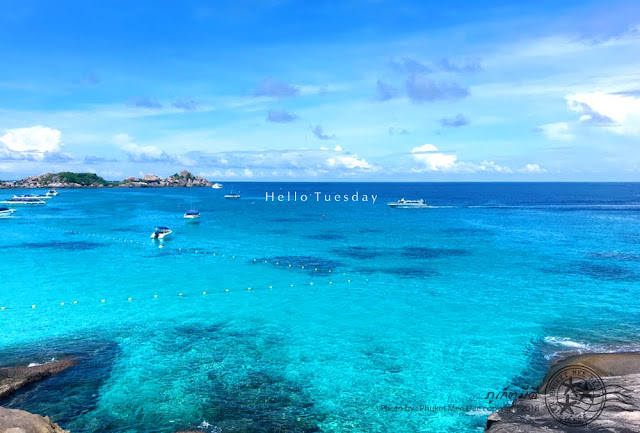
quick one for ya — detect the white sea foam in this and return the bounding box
[27,357,56,368]
[466,409,493,416]
[544,336,589,349]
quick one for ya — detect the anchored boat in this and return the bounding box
[150,226,172,239]
[13,194,51,200]
[0,207,16,216]
[211,183,223,189]
[184,209,200,219]
[46,189,59,196]
[1,198,47,206]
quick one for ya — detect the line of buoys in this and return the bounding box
[0,277,361,312]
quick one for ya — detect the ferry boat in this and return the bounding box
[13,194,51,200]
[150,227,172,239]
[224,192,241,200]
[184,209,200,219]
[1,197,47,206]
[387,198,428,209]
[211,183,223,189]
[0,207,16,216]
[46,189,59,196]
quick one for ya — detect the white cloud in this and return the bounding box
[242,168,254,177]
[566,92,640,134]
[409,143,544,175]
[411,143,439,153]
[327,154,372,169]
[0,126,63,160]
[115,133,172,163]
[518,163,546,173]
[334,145,343,152]
[411,144,458,171]
[538,122,574,141]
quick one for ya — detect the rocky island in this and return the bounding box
[0,170,215,189]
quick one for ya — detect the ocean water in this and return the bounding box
[1,182,640,433]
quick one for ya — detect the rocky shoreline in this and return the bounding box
[485,352,640,432]
[0,170,215,189]
[0,358,206,433]
[2,351,640,432]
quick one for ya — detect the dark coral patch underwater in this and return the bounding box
[331,245,470,260]
[542,261,640,282]
[9,241,105,251]
[355,266,440,279]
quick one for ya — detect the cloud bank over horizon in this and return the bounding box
[0,1,639,181]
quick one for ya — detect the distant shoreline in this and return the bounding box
[0,170,216,189]
[0,184,214,189]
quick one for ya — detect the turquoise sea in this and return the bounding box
[2,183,640,432]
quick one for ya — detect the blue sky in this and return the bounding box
[1,0,640,181]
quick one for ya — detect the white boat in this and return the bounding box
[211,183,223,189]
[150,226,172,239]
[0,207,16,216]
[46,189,59,196]
[184,190,200,219]
[387,198,428,209]
[13,194,51,200]
[184,210,200,219]
[224,192,241,200]
[1,198,47,206]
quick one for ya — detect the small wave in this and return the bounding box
[544,336,589,349]
[465,409,494,416]
[27,357,56,368]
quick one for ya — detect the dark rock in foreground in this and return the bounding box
[0,357,78,400]
[0,407,69,433]
[485,352,640,432]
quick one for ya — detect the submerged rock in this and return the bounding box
[0,407,69,433]
[0,358,78,401]
[485,352,640,432]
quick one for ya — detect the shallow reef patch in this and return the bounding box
[11,241,105,251]
[588,251,640,262]
[304,233,346,241]
[400,246,469,259]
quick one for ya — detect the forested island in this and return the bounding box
[0,170,214,188]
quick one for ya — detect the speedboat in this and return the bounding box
[387,198,428,209]
[211,183,223,189]
[1,198,47,206]
[13,194,51,200]
[150,226,172,239]
[224,192,241,200]
[46,189,59,196]
[184,209,200,219]
[0,207,16,216]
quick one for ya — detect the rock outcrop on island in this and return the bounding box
[0,358,77,433]
[485,352,640,432]
[0,170,214,188]
[0,407,69,433]
[0,357,78,400]
[120,170,212,188]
